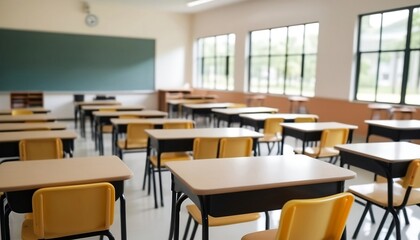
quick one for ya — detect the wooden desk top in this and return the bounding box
[288,96,309,102]
[0,108,50,115]
[335,142,420,163]
[145,127,263,140]
[182,103,236,109]
[0,122,67,132]
[281,122,358,131]
[0,156,133,192]
[212,107,278,115]
[111,118,194,126]
[365,120,420,129]
[81,105,144,111]
[93,110,168,118]
[74,100,121,106]
[167,99,216,105]
[0,130,77,142]
[0,114,56,123]
[239,113,319,121]
[183,94,218,100]
[367,103,392,110]
[167,154,355,195]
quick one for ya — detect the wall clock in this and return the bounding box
[85,13,98,27]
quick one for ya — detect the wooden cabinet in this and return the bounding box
[158,89,192,111]
[10,92,43,108]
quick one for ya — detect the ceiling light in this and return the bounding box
[187,0,214,7]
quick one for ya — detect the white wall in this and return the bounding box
[191,0,419,100]
[0,0,191,118]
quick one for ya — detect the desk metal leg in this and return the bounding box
[199,197,209,240]
[120,194,127,240]
[0,194,5,240]
[169,192,187,240]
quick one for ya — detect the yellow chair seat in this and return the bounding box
[102,125,113,133]
[117,139,148,150]
[186,204,260,227]
[294,146,339,158]
[258,134,281,143]
[242,229,277,240]
[348,183,420,207]
[150,152,192,167]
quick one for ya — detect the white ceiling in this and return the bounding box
[122,0,248,13]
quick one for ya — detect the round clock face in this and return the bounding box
[85,14,98,27]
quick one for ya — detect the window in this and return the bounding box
[248,23,319,96]
[196,34,235,90]
[355,5,420,105]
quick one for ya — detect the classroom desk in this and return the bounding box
[94,110,168,155]
[74,100,121,129]
[0,122,67,132]
[0,130,77,158]
[182,103,236,121]
[80,105,144,138]
[365,120,420,142]
[280,122,358,154]
[335,142,420,240]
[167,99,217,118]
[167,154,356,240]
[0,107,50,115]
[212,107,278,127]
[239,113,319,131]
[145,127,264,208]
[288,96,309,113]
[0,156,133,240]
[0,114,56,123]
[367,104,392,120]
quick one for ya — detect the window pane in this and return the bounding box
[381,10,408,51]
[228,57,234,90]
[405,50,420,104]
[376,52,404,103]
[304,23,319,54]
[249,56,269,93]
[302,55,317,97]
[285,56,302,95]
[215,57,227,90]
[287,25,304,54]
[251,30,270,55]
[216,35,227,56]
[202,58,215,88]
[356,53,378,101]
[268,56,285,94]
[203,37,215,56]
[411,8,420,49]
[360,14,381,51]
[228,34,236,56]
[271,28,287,55]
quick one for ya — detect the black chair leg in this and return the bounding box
[352,202,371,239]
[402,207,410,225]
[373,210,390,240]
[264,211,270,229]
[189,221,199,240]
[182,215,192,240]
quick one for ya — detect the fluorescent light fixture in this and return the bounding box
[187,0,214,7]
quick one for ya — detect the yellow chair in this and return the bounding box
[241,192,354,240]
[228,103,247,108]
[116,123,153,159]
[348,159,420,240]
[183,137,262,240]
[294,117,316,123]
[11,109,33,115]
[148,121,193,207]
[99,108,116,133]
[19,138,63,160]
[258,118,284,155]
[294,128,349,164]
[219,137,253,158]
[118,115,140,119]
[21,182,115,240]
[192,137,220,160]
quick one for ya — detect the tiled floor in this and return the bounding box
[5,119,420,240]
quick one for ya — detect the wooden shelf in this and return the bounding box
[10,92,43,108]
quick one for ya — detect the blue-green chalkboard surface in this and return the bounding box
[0,29,155,91]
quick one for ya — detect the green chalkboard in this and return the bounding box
[0,29,155,91]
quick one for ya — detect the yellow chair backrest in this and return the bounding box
[275,193,354,240]
[12,109,33,115]
[163,121,194,129]
[229,103,247,108]
[30,183,115,239]
[125,123,153,148]
[193,138,220,160]
[99,108,116,112]
[294,117,316,123]
[219,137,253,158]
[401,159,420,188]
[119,115,139,119]
[264,118,284,135]
[19,138,63,160]
[320,128,349,149]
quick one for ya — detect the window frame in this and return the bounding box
[354,5,420,105]
[247,22,319,96]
